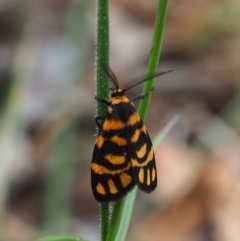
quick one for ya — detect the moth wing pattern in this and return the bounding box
[91,108,135,202]
[126,112,157,192]
[91,100,157,202]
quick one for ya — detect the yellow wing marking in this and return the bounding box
[96,135,126,150]
[95,135,105,149]
[103,119,125,131]
[130,125,148,143]
[96,183,106,195]
[131,129,141,143]
[152,168,156,182]
[91,162,131,175]
[147,169,150,185]
[131,147,154,167]
[110,135,127,146]
[138,168,144,183]
[108,179,118,194]
[136,144,147,159]
[120,172,132,187]
[127,113,140,126]
[104,153,126,165]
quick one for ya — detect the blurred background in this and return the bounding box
[0,0,240,241]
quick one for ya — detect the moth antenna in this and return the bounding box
[100,61,119,90]
[123,70,173,92]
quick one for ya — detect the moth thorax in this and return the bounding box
[111,95,130,105]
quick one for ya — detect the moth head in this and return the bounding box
[111,88,125,98]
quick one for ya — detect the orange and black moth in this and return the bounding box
[91,64,172,202]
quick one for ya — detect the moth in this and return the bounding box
[91,64,172,202]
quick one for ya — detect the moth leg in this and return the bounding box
[95,116,105,129]
[95,96,111,106]
[131,87,154,102]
